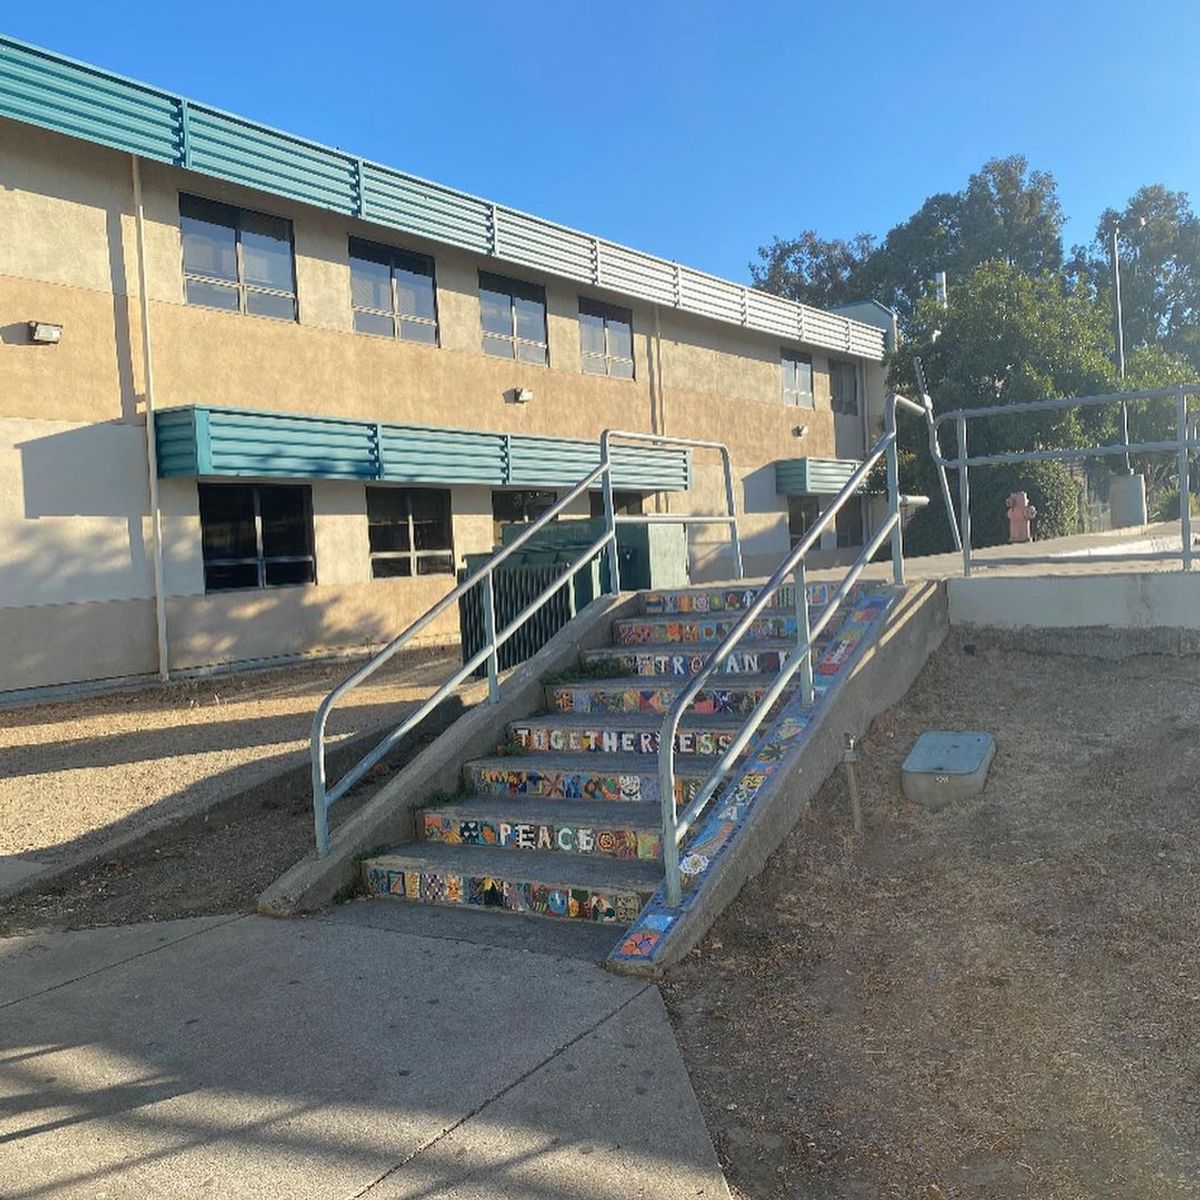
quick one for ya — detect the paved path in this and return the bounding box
[0,909,729,1199]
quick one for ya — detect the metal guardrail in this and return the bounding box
[925,382,1200,577]
[309,431,743,856]
[656,391,929,906]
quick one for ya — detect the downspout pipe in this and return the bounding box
[131,155,170,681]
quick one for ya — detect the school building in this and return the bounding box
[0,36,894,696]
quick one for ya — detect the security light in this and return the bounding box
[514,387,534,404]
[28,321,63,345]
[792,425,809,438]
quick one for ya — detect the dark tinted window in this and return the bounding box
[198,483,314,591]
[350,239,438,344]
[367,488,453,577]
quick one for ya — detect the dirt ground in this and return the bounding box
[0,646,459,868]
[665,632,1200,1200]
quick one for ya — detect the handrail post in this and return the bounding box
[311,720,330,857]
[957,413,972,577]
[914,357,962,552]
[795,561,814,706]
[481,570,501,703]
[659,730,683,907]
[885,396,904,586]
[721,445,744,579]
[1179,386,1193,572]
[599,436,620,594]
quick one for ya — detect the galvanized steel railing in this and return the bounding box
[656,390,931,906]
[926,382,1200,576]
[310,431,742,856]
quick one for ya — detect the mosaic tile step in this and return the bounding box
[639,581,844,615]
[580,640,795,678]
[362,842,659,924]
[466,752,713,805]
[422,798,662,860]
[546,674,781,717]
[613,611,801,647]
[507,712,745,757]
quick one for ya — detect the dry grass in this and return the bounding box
[665,632,1200,1199]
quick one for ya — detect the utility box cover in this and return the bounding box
[901,731,995,810]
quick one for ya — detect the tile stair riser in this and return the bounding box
[614,614,798,647]
[362,862,649,924]
[509,722,735,757]
[581,647,791,677]
[547,682,771,716]
[422,812,662,860]
[468,763,698,806]
[640,581,855,615]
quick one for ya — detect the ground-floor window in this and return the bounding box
[589,490,645,519]
[836,498,864,548]
[367,487,454,577]
[492,489,559,541]
[787,495,820,549]
[198,483,315,592]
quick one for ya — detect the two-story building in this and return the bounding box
[0,36,893,697]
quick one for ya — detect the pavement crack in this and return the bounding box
[0,914,245,1010]
[348,981,654,1198]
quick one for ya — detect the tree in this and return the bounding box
[750,156,1065,323]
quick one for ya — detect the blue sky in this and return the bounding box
[7,2,1198,284]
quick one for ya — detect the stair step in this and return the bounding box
[507,712,744,757]
[465,752,716,805]
[640,581,841,615]
[546,674,780,716]
[362,842,660,924]
[421,798,662,860]
[580,640,794,677]
[613,611,799,647]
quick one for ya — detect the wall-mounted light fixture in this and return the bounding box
[792,424,809,438]
[28,321,63,345]
[513,386,534,404]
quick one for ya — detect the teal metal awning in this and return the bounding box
[155,406,691,491]
[775,456,861,495]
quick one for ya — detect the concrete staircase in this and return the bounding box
[361,581,855,931]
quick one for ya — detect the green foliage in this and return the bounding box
[1150,486,1200,523]
[750,231,876,309]
[903,459,1082,555]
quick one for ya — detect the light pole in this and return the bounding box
[1108,216,1149,525]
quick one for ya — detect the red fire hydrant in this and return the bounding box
[1006,491,1037,543]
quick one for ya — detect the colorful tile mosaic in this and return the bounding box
[585,647,792,678]
[550,682,769,717]
[469,764,698,805]
[614,614,799,647]
[422,813,662,860]
[638,582,845,616]
[362,862,642,924]
[608,582,900,965]
[509,721,734,757]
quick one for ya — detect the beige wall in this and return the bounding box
[0,116,886,693]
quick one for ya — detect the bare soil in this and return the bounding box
[664,632,1200,1199]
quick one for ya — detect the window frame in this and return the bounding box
[578,297,635,379]
[179,194,298,322]
[366,486,455,579]
[478,271,549,365]
[829,357,860,416]
[198,483,315,593]
[781,348,814,408]
[349,237,440,345]
[787,494,820,549]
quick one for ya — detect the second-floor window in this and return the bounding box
[349,239,438,344]
[180,194,296,320]
[479,272,548,364]
[579,298,634,378]
[781,350,814,407]
[829,358,859,416]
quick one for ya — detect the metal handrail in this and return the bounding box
[656,391,927,905]
[310,430,744,856]
[925,381,1200,577]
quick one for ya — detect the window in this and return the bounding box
[367,487,454,577]
[199,484,314,591]
[787,495,819,549]
[579,298,634,379]
[589,490,644,519]
[836,499,863,548]
[781,350,813,408]
[829,358,859,416]
[479,272,548,364]
[180,194,296,320]
[492,490,558,540]
[349,239,438,344]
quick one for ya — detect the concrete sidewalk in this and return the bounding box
[0,910,729,1199]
